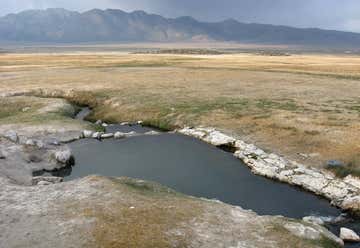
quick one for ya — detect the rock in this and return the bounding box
[22,107,31,112]
[178,127,207,139]
[95,120,102,125]
[202,130,236,147]
[283,222,343,246]
[82,130,93,138]
[102,123,108,127]
[49,139,61,146]
[341,195,360,210]
[120,122,129,126]
[53,149,74,165]
[101,133,114,139]
[302,216,325,226]
[327,160,344,168]
[0,150,5,159]
[137,120,143,125]
[37,181,51,186]
[340,227,360,242]
[32,176,63,185]
[114,132,126,139]
[35,140,45,149]
[25,139,36,146]
[344,175,360,189]
[145,130,160,135]
[26,154,43,163]
[3,130,18,143]
[124,131,137,137]
[92,132,103,139]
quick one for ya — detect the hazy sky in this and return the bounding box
[1,0,360,32]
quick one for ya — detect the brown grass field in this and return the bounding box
[0,49,359,174]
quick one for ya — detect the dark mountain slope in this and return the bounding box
[1,8,359,47]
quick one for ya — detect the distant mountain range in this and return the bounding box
[1,8,360,47]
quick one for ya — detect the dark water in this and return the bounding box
[44,123,360,246]
[66,130,341,219]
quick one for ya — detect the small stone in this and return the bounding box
[101,133,114,139]
[54,149,74,165]
[37,181,51,186]
[4,130,18,143]
[95,120,102,125]
[102,123,108,127]
[35,140,45,149]
[302,216,325,226]
[0,150,5,159]
[27,154,42,163]
[25,139,36,146]
[137,121,143,125]
[114,132,126,139]
[32,176,63,185]
[22,107,31,112]
[340,227,360,242]
[125,131,137,137]
[145,131,160,135]
[82,130,93,138]
[120,122,130,126]
[92,132,103,139]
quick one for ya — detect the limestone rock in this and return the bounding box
[101,133,114,139]
[114,132,126,139]
[344,175,360,189]
[145,130,160,135]
[32,176,63,185]
[0,150,5,159]
[92,132,103,139]
[82,130,93,138]
[37,181,52,186]
[203,130,236,147]
[53,149,74,165]
[302,216,325,226]
[340,227,360,242]
[25,139,36,146]
[3,130,18,143]
[124,131,137,137]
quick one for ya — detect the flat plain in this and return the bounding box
[0,48,359,174]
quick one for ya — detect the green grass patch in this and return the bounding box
[142,118,175,131]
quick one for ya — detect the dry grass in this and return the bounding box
[0,51,359,171]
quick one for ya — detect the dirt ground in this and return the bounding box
[0,50,359,173]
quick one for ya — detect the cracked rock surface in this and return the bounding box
[0,176,343,248]
[178,127,360,212]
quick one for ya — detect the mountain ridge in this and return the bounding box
[1,8,360,47]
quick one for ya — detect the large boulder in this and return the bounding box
[340,227,360,242]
